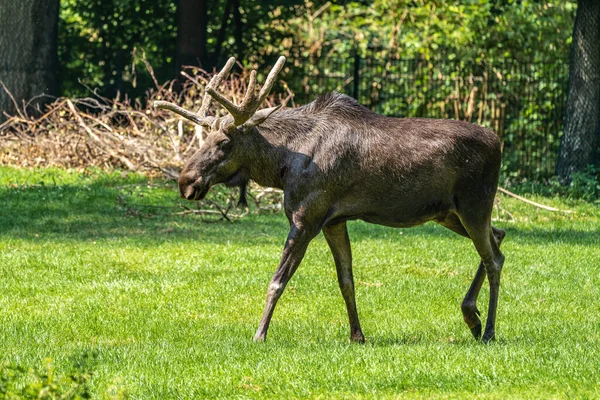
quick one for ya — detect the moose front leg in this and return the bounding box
[323,222,365,343]
[253,224,317,342]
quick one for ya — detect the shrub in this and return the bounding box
[0,359,93,400]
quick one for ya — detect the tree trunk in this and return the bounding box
[0,0,59,121]
[556,0,600,180]
[232,0,244,62]
[213,0,235,69]
[175,0,209,76]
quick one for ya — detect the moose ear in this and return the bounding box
[240,105,282,132]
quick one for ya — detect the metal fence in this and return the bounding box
[290,50,569,180]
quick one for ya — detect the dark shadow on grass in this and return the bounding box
[1,178,597,247]
[0,180,288,246]
[348,220,600,247]
[365,332,523,347]
[365,334,429,346]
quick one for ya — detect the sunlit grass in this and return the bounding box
[1,166,599,398]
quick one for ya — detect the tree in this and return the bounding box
[557,0,600,180]
[58,0,177,98]
[175,0,209,74]
[0,0,59,120]
[175,0,246,75]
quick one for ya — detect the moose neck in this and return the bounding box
[240,111,307,190]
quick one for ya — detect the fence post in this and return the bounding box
[353,50,360,100]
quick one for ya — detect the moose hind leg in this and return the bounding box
[323,222,365,343]
[461,227,506,339]
[462,263,486,340]
[459,214,505,343]
[438,213,486,339]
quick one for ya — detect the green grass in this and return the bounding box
[1,166,599,399]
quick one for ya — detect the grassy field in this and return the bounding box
[1,166,599,399]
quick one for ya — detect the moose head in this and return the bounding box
[154,56,285,201]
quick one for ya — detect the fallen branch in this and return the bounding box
[67,99,138,171]
[493,199,515,222]
[177,205,246,222]
[498,187,573,213]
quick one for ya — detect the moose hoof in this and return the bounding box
[482,331,496,343]
[350,332,366,344]
[253,334,266,343]
[470,323,482,340]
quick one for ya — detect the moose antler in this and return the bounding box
[154,56,285,128]
[198,57,236,118]
[206,56,286,126]
[153,57,236,126]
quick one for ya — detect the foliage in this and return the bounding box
[509,165,600,201]
[250,0,576,63]
[57,0,294,98]
[567,165,600,200]
[0,359,92,399]
[58,1,576,97]
[58,0,177,97]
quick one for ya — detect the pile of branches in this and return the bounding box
[0,64,290,175]
[0,63,290,217]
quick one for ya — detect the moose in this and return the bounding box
[155,57,506,343]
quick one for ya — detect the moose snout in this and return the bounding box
[178,173,200,200]
[181,185,197,200]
